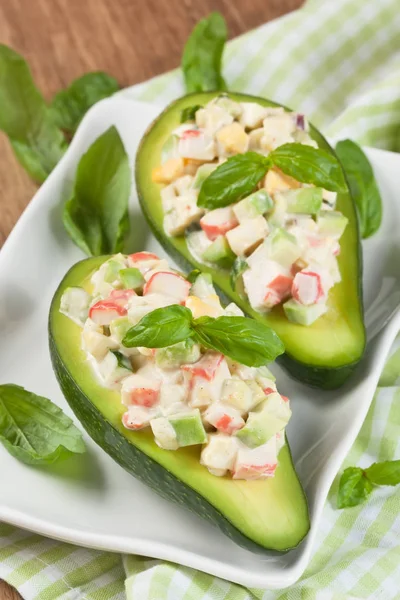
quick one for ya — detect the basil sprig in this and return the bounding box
[198,144,347,210]
[335,139,382,239]
[181,105,203,123]
[123,305,284,367]
[338,460,400,509]
[63,126,131,256]
[182,12,227,93]
[0,384,85,465]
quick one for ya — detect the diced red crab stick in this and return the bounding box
[200,209,238,241]
[143,271,191,304]
[182,353,224,381]
[181,129,202,138]
[292,270,324,305]
[109,289,136,306]
[129,251,160,262]
[128,386,160,408]
[233,463,277,480]
[214,414,244,435]
[264,274,293,307]
[89,300,127,325]
[122,411,145,430]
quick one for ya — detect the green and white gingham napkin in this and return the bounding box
[1,0,400,597]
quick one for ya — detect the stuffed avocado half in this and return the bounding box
[49,253,309,553]
[135,92,365,389]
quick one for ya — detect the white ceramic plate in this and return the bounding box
[1,97,399,589]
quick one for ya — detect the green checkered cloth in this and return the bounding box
[1,0,400,597]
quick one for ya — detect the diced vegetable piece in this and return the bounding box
[257,365,276,382]
[204,403,245,434]
[233,436,278,480]
[200,206,238,241]
[185,230,213,263]
[221,378,253,413]
[178,129,216,161]
[266,228,301,268]
[245,380,267,410]
[123,405,159,430]
[212,95,242,118]
[264,168,301,195]
[269,191,287,227]
[143,271,191,304]
[185,294,224,319]
[155,339,201,369]
[317,210,348,238]
[119,268,145,291]
[202,235,236,267]
[169,409,207,447]
[261,114,295,151]
[174,175,194,195]
[248,128,264,151]
[97,351,132,386]
[82,323,118,360]
[233,190,273,223]
[102,259,124,284]
[195,104,234,136]
[152,157,185,183]
[281,187,323,215]
[150,417,179,450]
[191,163,218,189]
[224,302,244,317]
[283,298,327,326]
[60,287,91,326]
[236,392,291,448]
[161,134,179,163]
[159,383,189,417]
[164,191,204,236]
[89,300,127,325]
[215,122,249,156]
[110,350,132,371]
[109,317,137,357]
[239,102,271,129]
[243,260,292,311]
[121,374,160,407]
[200,434,238,476]
[190,272,216,298]
[226,216,269,256]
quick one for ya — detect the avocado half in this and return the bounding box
[135,92,366,389]
[49,256,310,553]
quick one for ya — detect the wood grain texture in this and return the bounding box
[0,1,302,598]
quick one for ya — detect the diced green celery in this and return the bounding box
[236,393,291,448]
[191,164,218,189]
[104,259,124,283]
[317,211,348,238]
[109,317,132,343]
[203,236,235,268]
[155,339,201,369]
[119,268,145,291]
[190,272,216,298]
[283,298,327,326]
[161,134,179,163]
[283,188,323,215]
[169,410,207,447]
[233,190,273,222]
[267,228,301,268]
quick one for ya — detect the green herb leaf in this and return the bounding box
[0,384,85,465]
[123,305,193,348]
[198,152,269,209]
[181,105,203,123]
[63,126,131,256]
[0,45,67,183]
[182,12,227,93]
[192,316,285,367]
[51,72,119,135]
[335,139,382,239]
[365,460,400,486]
[270,143,347,192]
[230,257,248,297]
[110,350,133,371]
[187,269,202,284]
[337,467,373,508]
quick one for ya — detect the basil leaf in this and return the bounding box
[337,467,373,509]
[63,126,131,256]
[0,45,67,183]
[335,139,382,239]
[230,257,248,298]
[182,12,227,93]
[365,460,400,486]
[0,384,85,465]
[270,143,346,192]
[123,305,193,348]
[192,316,284,367]
[181,105,203,123]
[51,72,119,135]
[198,152,269,209]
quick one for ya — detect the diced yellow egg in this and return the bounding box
[186,295,223,319]
[263,168,301,194]
[152,158,185,184]
[216,123,249,155]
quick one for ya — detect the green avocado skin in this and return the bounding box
[135,92,366,390]
[49,256,310,554]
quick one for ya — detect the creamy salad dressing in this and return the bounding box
[60,252,292,481]
[153,96,348,326]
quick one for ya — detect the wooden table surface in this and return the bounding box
[0,1,302,598]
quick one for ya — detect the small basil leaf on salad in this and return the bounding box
[198,152,270,209]
[0,384,85,465]
[51,72,119,135]
[230,257,248,298]
[335,139,382,239]
[364,460,400,486]
[269,143,347,192]
[337,467,373,509]
[0,45,67,183]
[182,12,227,93]
[123,305,194,348]
[63,125,131,256]
[192,316,285,367]
[181,105,203,123]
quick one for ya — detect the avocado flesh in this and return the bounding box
[135,91,365,389]
[49,256,309,553]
